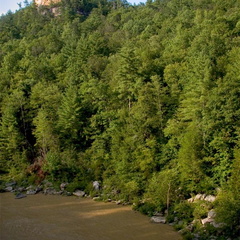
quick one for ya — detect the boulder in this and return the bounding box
[44,187,56,195]
[188,194,216,203]
[5,186,13,192]
[201,217,214,225]
[15,193,27,199]
[187,197,194,203]
[93,197,100,201]
[60,182,68,191]
[73,190,85,197]
[150,216,166,224]
[35,186,43,193]
[16,187,25,192]
[43,181,53,187]
[6,181,16,187]
[116,200,122,205]
[211,221,225,228]
[26,185,38,195]
[204,195,216,202]
[26,189,37,195]
[93,181,100,191]
[208,210,216,219]
[195,194,206,201]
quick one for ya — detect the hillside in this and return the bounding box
[0,0,240,239]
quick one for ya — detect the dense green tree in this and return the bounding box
[57,86,83,147]
[0,90,28,176]
[0,0,239,238]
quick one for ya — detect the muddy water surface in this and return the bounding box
[0,193,181,240]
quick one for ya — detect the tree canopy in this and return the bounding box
[0,0,239,238]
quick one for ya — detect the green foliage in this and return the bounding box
[134,202,156,216]
[65,177,88,193]
[192,201,212,219]
[173,201,194,226]
[57,86,82,143]
[144,169,179,212]
[0,1,239,238]
[214,148,240,238]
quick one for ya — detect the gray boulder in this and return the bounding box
[211,221,225,228]
[188,194,216,203]
[16,187,25,192]
[208,210,216,219]
[201,217,214,225]
[5,186,13,192]
[6,181,16,187]
[15,193,27,199]
[93,181,100,191]
[150,216,166,224]
[93,197,100,201]
[195,194,206,201]
[26,189,37,195]
[73,190,85,197]
[44,187,56,195]
[204,195,216,202]
[60,182,68,191]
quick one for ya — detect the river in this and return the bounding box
[0,193,181,240]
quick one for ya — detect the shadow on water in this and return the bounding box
[0,193,182,240]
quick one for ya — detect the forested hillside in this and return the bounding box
[0,0,239,239]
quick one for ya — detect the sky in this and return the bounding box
[0,0,146,15]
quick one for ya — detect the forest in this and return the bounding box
[0,0,240,239]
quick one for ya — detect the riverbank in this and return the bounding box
[0,193,181,240]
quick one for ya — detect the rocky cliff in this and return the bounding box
[35,0,61,6]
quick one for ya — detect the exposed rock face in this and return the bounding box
[35,0,61,6]
[35,0,61,16]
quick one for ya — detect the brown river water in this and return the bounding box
[0,193,181,240]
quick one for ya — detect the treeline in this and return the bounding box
[0,0,240,238]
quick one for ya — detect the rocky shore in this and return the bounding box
[0,181,234,240]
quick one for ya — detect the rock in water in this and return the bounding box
[15,193,27,199]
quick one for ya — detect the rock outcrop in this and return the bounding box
[35,0,61,6]
[35,0,61,16]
